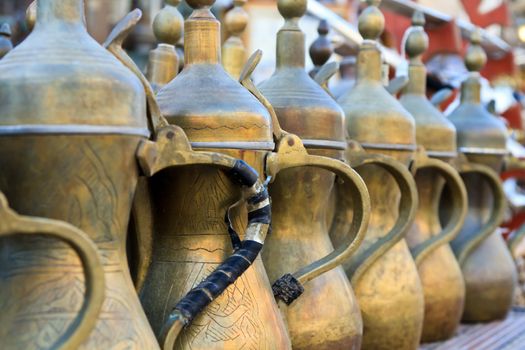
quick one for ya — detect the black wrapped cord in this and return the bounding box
[227,160,259,187]
[168,240,264,324]
[272,273,305,305]
[162,159,271,340]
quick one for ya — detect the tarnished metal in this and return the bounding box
[335,1,425,348]
[447,29,517,323]
[0,192,105,350]
[399,12,468,342]
[146,0,182,91]
[222,0,248,79]
[137,0,371,348]
[258,3,362,347]
[0,0,159,348]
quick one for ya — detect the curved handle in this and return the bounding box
[338,149,418,284]
[450,161,506,265]
[409,155,468,265]
[266,134,370,305]
[0,193,105,350]
[136,126,271,349]
[104,9,169,134]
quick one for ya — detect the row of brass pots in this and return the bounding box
[0,0,517,350]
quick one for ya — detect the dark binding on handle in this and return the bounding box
[160,161,271,348]
[272,273,305,305]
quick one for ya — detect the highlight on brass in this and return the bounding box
[1,0,525,349]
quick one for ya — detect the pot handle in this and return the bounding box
[136,126,271,350]
[333,146,418,284]
[449,161,506,265]
[409,151,468,265]
[265,134,370,305]
[0,193,105,350]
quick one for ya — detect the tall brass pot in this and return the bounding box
[0,0,159,348]
[447,30,516,323]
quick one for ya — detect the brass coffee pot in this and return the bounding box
[146,0,183,91]
[136,0,371,348]
[222,0,248,79]
[0,0,160,348]
[447,29,517,322]
[0,191,105,350]
[399,12,469,342]
[335,1,427,348]
[258,6,361,348]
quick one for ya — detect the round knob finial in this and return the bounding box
[224,0,248,37]
[358,0,385,41]
[465,28,486,72]
[153,1,184,45]
[186,0,216,10]
[405,11,428,59]
[309,20,332,67]
[278,0,307,20]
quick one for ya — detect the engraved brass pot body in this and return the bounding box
[335,6,424,347]
[448,72,517,322]
[138,6,292,349]
[399,19,467,341]
[258,19,362,349]
[0,0,159,348]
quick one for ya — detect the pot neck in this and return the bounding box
[404,60,426,95]
[276,20,305,69]
[356,42,382,83]
[36,0,85,29]
[460,73,481,104]
[184,8,221,66]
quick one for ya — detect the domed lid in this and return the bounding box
[258,0,346,150]
[337,0,416,151]
[222,0,249,80]
[447,29,507,155]
[399,11,456,158]
[157,0,274,151]
[0,0,148,137]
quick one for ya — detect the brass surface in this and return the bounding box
[258,3,362,347]
[144,2,291,348]
[447,30,517,323]
[0,192,105,350]
[0,1,159,349]
[399,13,467,342]
[146,0,183,91]
[148,0,371,347]
[336,1,424,348]
[222,0,248,79]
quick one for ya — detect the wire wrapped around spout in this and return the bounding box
[159,161,271,350]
